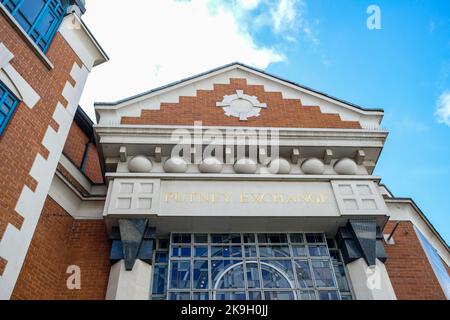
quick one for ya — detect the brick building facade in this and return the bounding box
[0,1,448,301]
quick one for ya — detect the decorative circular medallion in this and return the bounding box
[216,90,267,121]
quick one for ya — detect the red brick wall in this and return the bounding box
[384,221,447,300]
[12,197,110,300]
[0,11,82,272]
[63,122,104,184]
[12,197,73,299]
[84,142,103,184]
[121,78,362,129]
[63,123,89,168]
[56,219,111,300]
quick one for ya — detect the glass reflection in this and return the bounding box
[312,261,335,288]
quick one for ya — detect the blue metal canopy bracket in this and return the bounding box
[109,219,156,271]
[336,219,387,267]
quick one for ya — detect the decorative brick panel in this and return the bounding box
[384,221,447,300]
[121,78,362,129]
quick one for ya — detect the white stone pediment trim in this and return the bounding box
[94,63,384,128]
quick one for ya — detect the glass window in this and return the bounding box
[170,261,191,289]
[294,260,314,288]
[194,234,208,243]
[172,233,191,244]
[243,234,256,243]
[312,261,335,288]
[157,239,169,249]
[1,0,67,52]
[155,252,168,264]
[193,292,209,300]
[299,290,316,300]
[211,246,242,258]
[169,292,191,300]
[161,233,351,300]
[248,291,263,300]
[329,250,342,264]
[306,233,324,243]
[246,263,261,288]
[258,234,287,244]
[152,265,168,295]
[171,246,191,258]
[194,246,208,258]
[244,245,257,258]
[292,245,307,257]
[308,245,329,257]
[211,259,241,285]
[318,290,340,300]
[216,264,245,289]
[193,260,209,289]
[415,227,450,299]
[290,234,304,243]
[0,81,19,136]
[334,265,351,292]
[215,291,246,300]
[259,245,290,258]
[211,234,241,244]
[264,291,295,300]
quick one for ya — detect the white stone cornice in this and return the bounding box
[105,172,382,182]
[94,125,388,148]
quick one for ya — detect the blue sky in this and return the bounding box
[82,0,450,243]
[260,0,450,243]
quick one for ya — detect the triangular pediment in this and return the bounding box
[95,62,383,129]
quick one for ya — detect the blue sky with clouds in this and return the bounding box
[82,0,450,242]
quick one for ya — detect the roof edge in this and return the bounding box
[94,62,384,114]
[385,197,449,252]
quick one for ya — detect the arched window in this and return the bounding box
[1,0,67,52]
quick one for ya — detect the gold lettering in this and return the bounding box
[166,189,328,205]
[251,193,265,203]
[303,193,313,203]
[286,195,297,203]
[223,193,231,203]
[316,194,326,204]
[164,192,175,202]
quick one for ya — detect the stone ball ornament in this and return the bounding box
[268,158,291,174]
[301,158,325,175]
[234,158,258,174]
[334,158,358,175]
[128,155,153,173]
[163,156,188,173]
[199,157,224,173]
[216,90,267,121]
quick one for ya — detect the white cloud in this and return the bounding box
[270,0,301,33]
[79,0,284,119]
[248,0,318,45]
[237,0,262,10]
[436,91,450,126]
